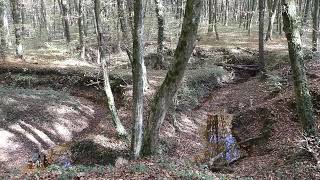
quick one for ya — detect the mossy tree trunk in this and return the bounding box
[94,0,128,138]
[282,0,316,135]
[131,0,146,159]
[142,0,202,155]
[208,0,213,33]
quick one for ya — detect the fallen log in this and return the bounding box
[215,63,261,72]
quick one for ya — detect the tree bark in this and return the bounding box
[265,0,280,41]
[76,0,85,59]
[131,0,146,159]
[154,0,165,68]
[301,0,311,36]
[208,0,214,33]
[116,0,133,64]
[312,0,319,51]
[58,0,71,43]
[94,0,128,138]
[117,0,148,91]
[10,0,24,59]
[282,0,316,135]
[259,0,265,71]
[214,0,219,40]
[142,0,202,156]
[40,0,50,40]
[224,0,229,26]
[0,0,6,60]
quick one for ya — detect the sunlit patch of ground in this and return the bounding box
[0,87,108,169]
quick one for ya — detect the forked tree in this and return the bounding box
[142,0,202,156]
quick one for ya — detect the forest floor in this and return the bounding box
[0,29,320,179]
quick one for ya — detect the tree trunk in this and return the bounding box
[116,0,133,64]
[58,0,71,43]
[142,0,202,156]
[76,0,85,59]
[277,2,282,35]
[117,0,148,90]
[224,0,229,26]
[282,0,316,135]
[155,0,165,68]
[0,0,6,59]
[265,0,280,41]
[40,0,50,40]
[208,0,213,33]
[94,0,128,138]
[10,0,23,59]
[214,0,219,40]
[248,0,257,36]
[259,0,265,71]
[131,0,146,159]
[301,0,311,36]
[312,0,319,51]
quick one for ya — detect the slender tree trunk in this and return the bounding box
[126,0,134,30]
[40,0,50,40]
[208,0,214,33]
[277,2,282,35]
[214,0,219,40]
[155,0,165,68]
[224,0,229,26]
[58,0,71,43]
[312,0,319,51]
[76,0,85,59]
[259,0,265,71]
[94,0,128,138]
[10,0,23,59]
[142,0,202,156]
[248,0,257,36]
[117,0,148,90]
[301,0,311,36]
[131,0,145,159]
[282,0,316,135]
[116,0,133,64]
[265,0,280,41]
[0,0,6,60]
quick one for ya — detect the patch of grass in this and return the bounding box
[157,158,177,172]
[47,164,105,179]
[129,163,149,174]
[265,74,288,93]
[176,169,216,180]
[178,67,233,110]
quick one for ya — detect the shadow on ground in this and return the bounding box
[0,87,109,168]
